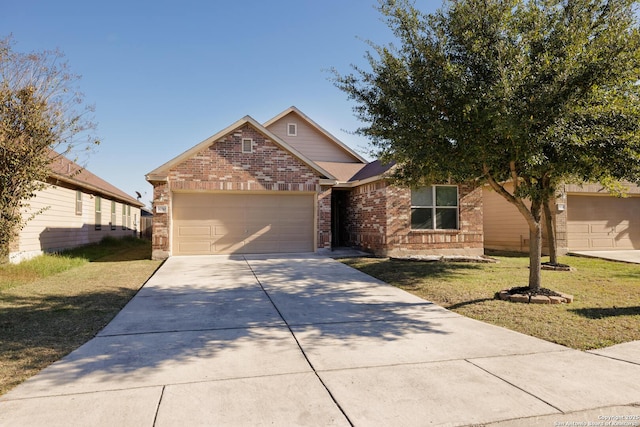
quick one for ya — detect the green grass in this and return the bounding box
[342,253,640,350]
[0,236,150,292]
[0,237,162,396]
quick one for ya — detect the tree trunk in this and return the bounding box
[484,171,544,290]
[543,197,558,265]
[528,199,543,291]
[528,219,543,291]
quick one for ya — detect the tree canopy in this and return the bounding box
[0,36,98,262]
[334,0,640,290]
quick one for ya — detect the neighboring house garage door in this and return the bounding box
[567,195,640,250]
[172,192,315,255]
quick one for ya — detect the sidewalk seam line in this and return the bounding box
[464,359,565,414]
[585,351,640,367]
[244,256,354,427]
[152,385,166,427]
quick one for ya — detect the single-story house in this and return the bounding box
[146,106,483,260]
[483,182,640,254]
[9,153,144,263]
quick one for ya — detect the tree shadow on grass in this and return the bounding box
[447,298,496,310]
[569,306,640,319]
[611,270,640,281]
[342,257,484,289]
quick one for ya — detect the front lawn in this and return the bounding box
[342,253,640,350]
[0,238,162,395]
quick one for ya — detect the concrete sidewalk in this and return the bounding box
[570,250,640,264]
[1,254,639,426]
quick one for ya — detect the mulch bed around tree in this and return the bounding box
[497,286,574,304]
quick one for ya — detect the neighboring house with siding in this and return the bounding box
[146,106,483,259]
[483,182,640,254]
[9,153,144,263]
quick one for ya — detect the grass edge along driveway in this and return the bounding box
[342,253,640,351]
[0,238,162,396]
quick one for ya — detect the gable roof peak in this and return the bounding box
[263,106,368,164]
[146,113,337,181]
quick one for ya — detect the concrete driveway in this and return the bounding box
[1,254,640,426]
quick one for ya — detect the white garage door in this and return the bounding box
[567,195,640,250]
[172,192,315,255]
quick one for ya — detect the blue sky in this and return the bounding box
[3,1,440,206]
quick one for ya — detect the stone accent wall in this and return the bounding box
[149,124,324,259]
[344,181,484,256]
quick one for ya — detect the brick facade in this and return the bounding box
[148,114,487,259]
[150,124,324,259]
[317,186,332,250]
[343,181,484,257]
[342,181,388,251]
[150,181,171,260]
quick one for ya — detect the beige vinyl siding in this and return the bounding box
[482,186,532,252]
[11,183,141,263]
[266,112,359,163]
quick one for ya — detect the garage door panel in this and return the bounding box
[213,225,241,236]
[280,227,313,239]
[173,193,314,255]
[213,240,245,253]
[178,241,212,254]
[591,239,615,248]
[246,227,275,240]
[567,223,589,233]
[282,239,313,252]
[177,226,211,237]
[243,240,277,253]
[567,195,640,250]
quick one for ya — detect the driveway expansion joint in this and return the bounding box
[152,385,165,427]
[464,358,565,414]
[586,351,640,367]
[243,256,355,427]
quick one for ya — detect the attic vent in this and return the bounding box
[287,123,297,136]
[242,138,253,153]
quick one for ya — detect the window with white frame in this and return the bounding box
[287,123,297,136]
[242,138,253,153]
[122,205,127,230]
[75,190,82,215]
[95,196,102,230]
[111,201,116,230]
[411,186,459,230]
[127,205,131,229]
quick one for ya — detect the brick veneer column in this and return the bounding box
[150,181,170,260]
[555,187,569,255]
[317,186,332,249]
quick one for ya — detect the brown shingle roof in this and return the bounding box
[48,151,143,207]
[314,161,368,182]
[348,160,395,182]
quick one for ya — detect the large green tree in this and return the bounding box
[334,0,640,290]
[0,36,98,262]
